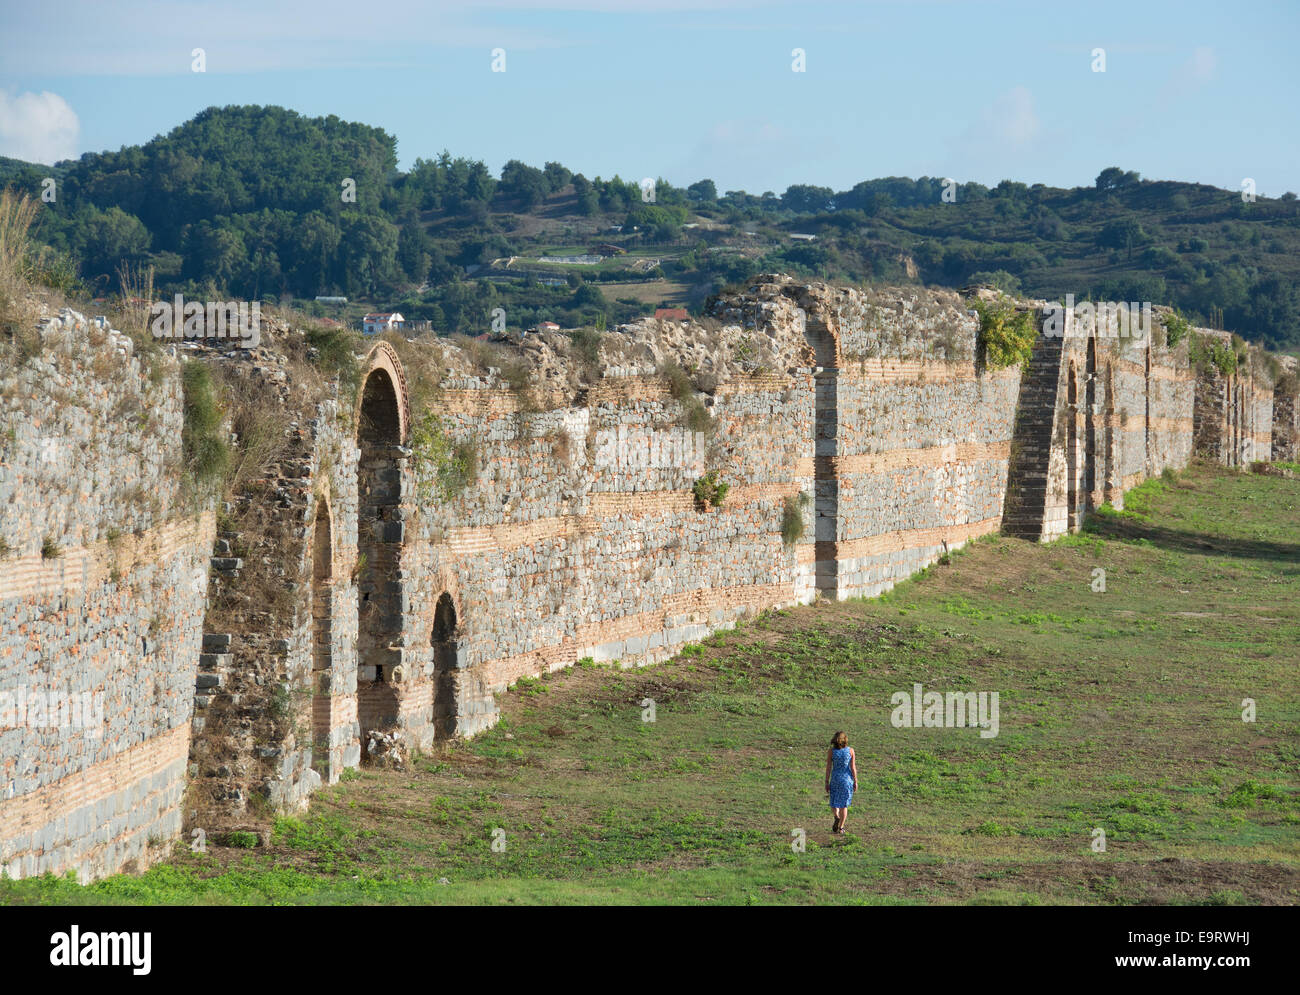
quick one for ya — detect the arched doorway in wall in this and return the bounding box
[1231,379,1241,466]
[1067,363,1079,530]
[1085,338,1097,508]
[801,304,839,598]
[431,593,458,738]
[1144,346,1152,474]
[1243,374,1254,464]
[1103,364,1116,505]
[356,366,403,749]
[310,500,333,777]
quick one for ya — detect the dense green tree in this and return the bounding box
[1095,167,1140,193]
[397,211,433,283]
[688,179,717,203]
[543,162,572,192]
[499,159,547,209]
[81,206,151,277]
[781,184,834,214]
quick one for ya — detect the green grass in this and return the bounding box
[3,462,1296,906]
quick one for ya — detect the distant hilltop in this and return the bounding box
[0,104,1297,351]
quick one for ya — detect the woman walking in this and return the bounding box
[825,731,858,834]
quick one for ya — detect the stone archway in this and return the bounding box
[1066,363,1079,531]
[431,592,459,738]
[355,346,411,754]
[1103,364,1117,505]
[310,499,333,777]
[1144,345,1152,473]
[1228,378,1238,466]
[1085,338,1097,508]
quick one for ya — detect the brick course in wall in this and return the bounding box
[1,310,214,881]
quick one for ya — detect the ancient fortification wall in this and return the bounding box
[1273,359,1300,461]
[0,310,214,881]
[168,325,376,828]
[2,278,1289,881]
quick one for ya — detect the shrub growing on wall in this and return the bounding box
[181,361,230,493]
[409,410,478,501]
[1189,333,1238,378]
[306,324,362,410]
[781,492,810,546]
[568,327,603,366]
[661,359,714,434]
[692,470,729,510]
[1161,309,1192,348]
[972,295,1036,371]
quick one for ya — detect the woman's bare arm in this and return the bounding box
[825,750,832,791]
[850,748,858,786]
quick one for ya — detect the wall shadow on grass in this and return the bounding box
[1082,513,1300,564]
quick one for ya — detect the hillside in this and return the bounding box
[6,104,1300,349]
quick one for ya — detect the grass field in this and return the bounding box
[3,463,1297,905]
[600,281,693,307]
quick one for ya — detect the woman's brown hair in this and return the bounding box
[831,731,848,749]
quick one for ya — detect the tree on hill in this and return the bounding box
[781,184,835,214]
[688,179,717,203]
[499,159,549,210]
[1095,166,1141,192]
[543,162,572,193]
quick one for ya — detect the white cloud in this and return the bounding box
[941,86,1066,186]
[0,0,784,76]
[0,1,579,75]
[0,91,80,165]
[1189,46,1217,82]
[1151,46,1218,111]
[983,86,1040,146]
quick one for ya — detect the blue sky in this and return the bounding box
[2,0,1297,196]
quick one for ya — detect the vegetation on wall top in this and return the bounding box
[972,295,1037,371]
[1161,309,1192,349]
[1190,333,1239,378]
[181,360,230,494]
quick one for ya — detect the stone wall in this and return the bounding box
[780,283,1019,598]
[183,335,363,835]
[6,281,1292,881]
[1191,330,1279,468]
[1273,363,1299,461]
[1249,376,1274,464]
[1005,309,1195,540]
[378,358,816,749]
[0,310,213,881]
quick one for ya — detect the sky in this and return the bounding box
[1,0,1297,197]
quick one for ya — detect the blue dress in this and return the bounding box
[828,747,854,808]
